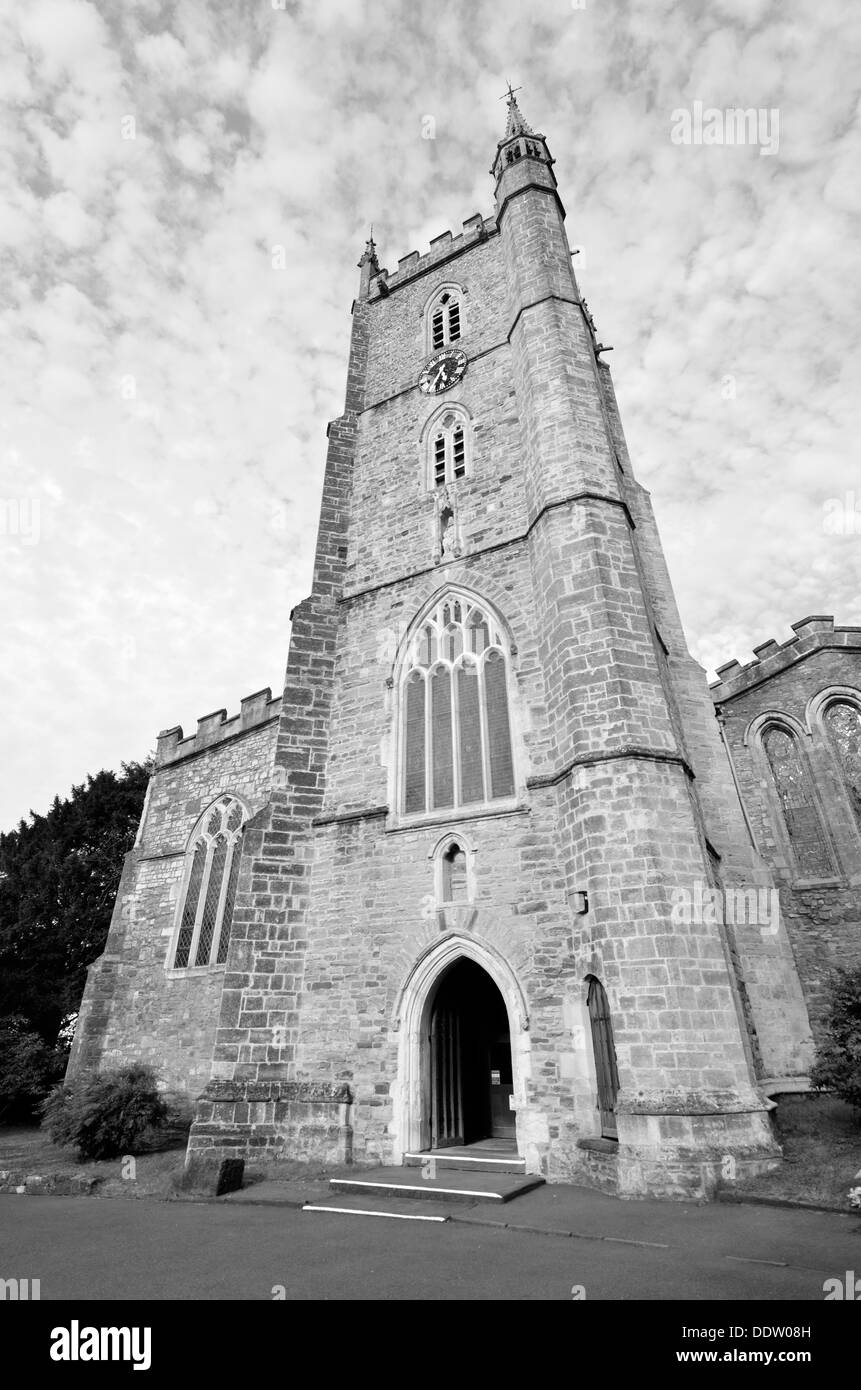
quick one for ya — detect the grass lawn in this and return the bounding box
[0,1122,190,1198]
[732,1093,861,1210]
[0,1124,381,1201]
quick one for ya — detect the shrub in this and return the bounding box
[41,1063,168,1160]
[810,966,861,1112]
[0,1015,64,1122]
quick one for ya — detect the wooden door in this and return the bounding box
[489,1034,515,1139]
[430,1003,464,1148]
[587,976,620,1139]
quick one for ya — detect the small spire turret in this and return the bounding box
[357,226,381,297]
[501,83,534,139]
[491,85,554,193]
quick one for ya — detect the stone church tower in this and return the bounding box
[69,96,818,1197]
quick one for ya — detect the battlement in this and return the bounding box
[709,617,861,702]
[368,213,497,300]
[155,687,282,766]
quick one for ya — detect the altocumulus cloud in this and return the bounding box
[0,0,859,828]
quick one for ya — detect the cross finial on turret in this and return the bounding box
[358,225,379,269]
[357,224,381,297]
[498,83,534,140]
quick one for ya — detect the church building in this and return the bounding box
[68,95,861,1198]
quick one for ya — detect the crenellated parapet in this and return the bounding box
[709,616,861,703]
[155,687,282,766]
[367,214,497,300]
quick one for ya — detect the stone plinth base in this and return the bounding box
[186,1080,353,1166]
[613,1092,782,1199]
[574,1138,620,1195]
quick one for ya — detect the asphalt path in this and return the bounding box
[1,1194,857,1300]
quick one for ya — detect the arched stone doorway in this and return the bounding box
[392,933,531,1163]
[429,958,515,1148]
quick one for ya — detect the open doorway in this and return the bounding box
[428,957,515,1148]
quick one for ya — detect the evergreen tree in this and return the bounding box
[811,966,861,1111]
[0,761,152,1045]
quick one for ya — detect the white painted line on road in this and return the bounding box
[329,1179,504,1199]
[725,1255,789,1267]
[302,1204,448,1222]
[603,1236,671,1249]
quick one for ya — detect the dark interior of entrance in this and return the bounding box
[429,958,515,1148]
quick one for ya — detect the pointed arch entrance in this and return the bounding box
[392,934,531,1162]
[430,959,514,1146]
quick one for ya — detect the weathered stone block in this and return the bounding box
[177,1155,245,1196]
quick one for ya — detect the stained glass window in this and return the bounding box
[401,595,515,815]
[824,702,861,830]
[172,796,246,969]
[763,727,834,878]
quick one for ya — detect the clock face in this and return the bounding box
[419,348,467,395]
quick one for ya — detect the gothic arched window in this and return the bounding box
[823,701,861,831]
[428,409,469,489]
[171,795,246,969]
[401,595,515,816]
[443,842,468,901]
[427,287,463,352]
[762,726,835,878]
[586,976,620,1140]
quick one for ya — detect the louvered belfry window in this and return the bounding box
[401,596,515,816]
[172,796,246,968]
[430,291,461,350]
[430,413,468,488]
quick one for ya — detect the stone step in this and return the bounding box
[403,1149,526,1175]
[326,1166,543,1206]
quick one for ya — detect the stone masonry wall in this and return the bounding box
[712,629,861,1035]
[298,793,570,1168]
[68,713,278,1097]
[597,361,812,1079]
[348,230,528,595]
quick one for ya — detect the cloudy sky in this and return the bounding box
[1,0,859,831]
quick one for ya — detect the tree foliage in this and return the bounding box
[0,1014,65,1121]
[0,761,151,1045]
[810,965,861,1112]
